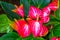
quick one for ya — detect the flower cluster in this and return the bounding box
[10,0,58,38]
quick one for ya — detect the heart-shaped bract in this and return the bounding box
[42,6,51,17]
[48,1,58,11]
[27,18,42,37]
[12,5,24,17]
[40,6,50,23]
[10,19,31,38]
[30,21,42,37]
[28,6,42,19]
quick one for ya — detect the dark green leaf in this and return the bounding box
[30,0,50,8]
[20,0,30,17]
[0,14,13,33]
[31,0,38,7]
[54,8,60,20]
[20,0,22,4]
[53,24,60,37]
[25,35,33,40]
[30,0,43,8]
[0,32,19,40]
[16,37,22,40]
[37,0,44,8]
[40,0,50,8]
[0,1,20,20]
[16,34,44,40]
[49,31,54,39]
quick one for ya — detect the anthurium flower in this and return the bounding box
[12,5,24,17]
[31,21,42,37]
[28,6,42,19]
[39,26,48,37]
[40,6,50,23]
[48,1,58,11]
[27,18,43,37]
[10,19,31,38]
[42,6,51,17]
[17,20,31,38]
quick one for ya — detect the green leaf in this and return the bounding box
[40,0,50,8]
[23,35,44,40]
[0,14,13,33]
[14,35,44,40]
[16,34,44,40]
[37,0,44,8]
[20,0,30,17]
[33,37,44,40]
[0,32,19,40]
[31,0,38,7]
[49,31,54,39]
[30,0,50,8]
[54,8,60,20]
[20,0,23,4]
[31,0,43,7]
[16,37,22,40]
[53,24,60,37]
[24,35,33,40]
[0,1,20,20]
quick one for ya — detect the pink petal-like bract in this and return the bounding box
[27,19,43,37]
[48,1,58,11]
[16,5,24,17]
[42,6,51,17]
[15,20,30,38]
[28,6,42,19]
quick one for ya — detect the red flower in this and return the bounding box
[42,6,51,17]
[48,1,58,11]
[12,5,24,17]
[40,6,50,23]
[27,18,43,37]
[17,20,31,38]
[10,19,31,38]
[28,6,42,19]
[31,21,42,37]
